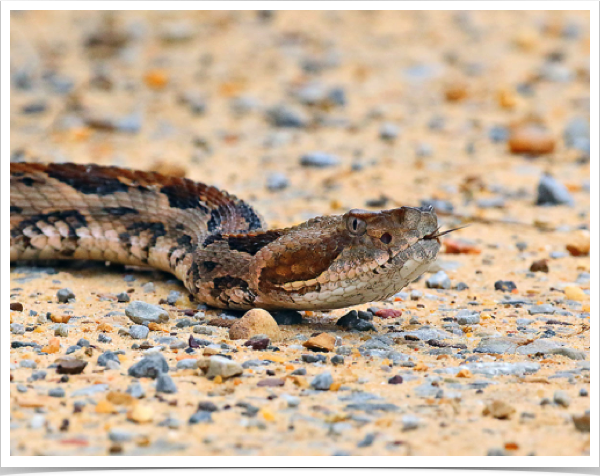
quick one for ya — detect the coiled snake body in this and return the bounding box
[10,163,441,310]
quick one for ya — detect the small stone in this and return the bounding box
[129,324,150,340]
[494,280,516,292]
[10,323,25,335]
[388,375,403,385]
[128,405,153,424]
[300,151,340,168]
[189,411,213,424]
[536,174,574,206]
[116,292,130,303]
[19,359,37,369]
[530,259,549,273]
[229,309,279,340]
[156,374,178,394]
[10,302,24,312]
[108,429,133,443]
[49,387,66,398]
[97,351,119,367]
[77,338,90,348]
[57,288,75,303]
[553,390,570,408]
[266,104,308,128]
[281,394,301,408]
[54,323,69,337]
[142,282,155,293]
[482,400,516,419]
[311,372,333,391]
[509,124,555,155]
[126,382,146,399]
[97,333,111,343]
[257,378,285,387]
[331,355,345,366]
[244,335,270,350]
[375,309,402,319]
[266,172,290,191]
[29,414,46,429]
[272,310,303,325]
[16,384,28,393]
[528,304,555,315]
[176,359,198,370]
[203,356,243,379]
[125,301,169,325]
[566,230,590,257]
[456,310,480,325]
[56,359,87,375]
[572,413,590,432]
[426,271,451,289]
[303,333,336,352]
[402,414,420,431]
[379,122,400,141]
[579,388,588,397]
[564,285,586,302]
[128,354,169,379]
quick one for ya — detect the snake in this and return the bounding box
[10,162,443,311]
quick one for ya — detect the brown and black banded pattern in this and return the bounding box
[11,162,441,310]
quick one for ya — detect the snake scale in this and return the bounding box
[10,162,442,311]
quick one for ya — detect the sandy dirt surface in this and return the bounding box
[9,10,591,456]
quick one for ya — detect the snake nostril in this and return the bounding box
[380,232,392,245]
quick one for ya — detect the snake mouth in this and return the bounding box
[423,225,468,241]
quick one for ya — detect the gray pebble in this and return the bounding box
[300,151,340,168]
[142,282,155,293]
[54,323,69,337]
[266,172,290,191]
[66,345,82,354]
[402,414,420,431]
[57,288,75,303]
[281,394,301,408]
[19,359,37,369]
[29,414,46,429]
[70,383,109,397]
[379,123,400,140]
[156,374,178,394]
[311,372,333,391]
[528,304,556,315]
[554,390,571,408]
[128,353,169,379]
[189,411,213,424]
[129,325,150,340]
[266,104,308,128]
[125,301,169,325]
[536,174,574,206]
[176,359,198,370]
[415,142,434,158]
[48,387,66,398]
[17,384,28,393]
[204,356,243,379]
[10,323,25,335]
[97,333,111,343]
[117,292,130,303]
[456,310,480,325]
[426,271,451,289]
[126,382,146,399]
[166,290,181,305]
[30,370,47,381]
[579,388,588,397]
[77,338,90,348]
[109,429,133,442]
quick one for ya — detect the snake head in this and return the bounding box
[253,205,441,310]
[344,206,439,250]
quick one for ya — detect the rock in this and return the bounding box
[494,280,516,292]
[311,372,333,391]
[202,356,243,379]
[29,414,46,429]
[77,338,90,348]
[331,355,345,365]
[244,335,270,350]
[116,292,130,303]
[266,104,308,128]
[109,429,133,443]
[388,375,403,385]
[98,351,120,367]
[402,414,420,431]
[126,382,145,399]
[125,301,169,325]
[56,359,87,375]
[554,390,570,408]
[97,333,111,343]
[303,333,336,352]
[509,125,555,155]
[176,359,198,370]
[10,302,24,312]
[566,231,590,257]
[189,411,213,424]
[49,387,66,398]
[528,304,555,315]
[156,374,177,394]
[229,309,280,340]
[57,288,75,303]
[536,174,574,206]
[572,413,590,432]
[375,309,402,319]
[456,310,480,325]
[549,347,587,360]
[128,354,169,379]
[272,310,303,325]
[426,271,451,289]
[301,354,327,363]
[379,123,400,141]
[128,405,153,424]
[516,339,562,355]
[257,378,285,387]
[129,324,150,340]
[482,400,516,419]
[475,337,521,354]
[266,172,290,191]
[300,151,340,168]
[10,323,25,335]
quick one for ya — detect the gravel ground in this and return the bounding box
[9,10,591,456]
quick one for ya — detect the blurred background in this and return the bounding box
[10,10,590,231]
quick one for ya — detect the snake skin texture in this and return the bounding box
[10,162,441,310]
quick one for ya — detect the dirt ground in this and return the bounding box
[9,10,591,456]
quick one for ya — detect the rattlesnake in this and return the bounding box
[10,162,442,310]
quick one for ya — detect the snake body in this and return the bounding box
[10,163,441,310]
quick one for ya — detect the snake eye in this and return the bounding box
[380,232,392,245]
[346,215,367,236]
